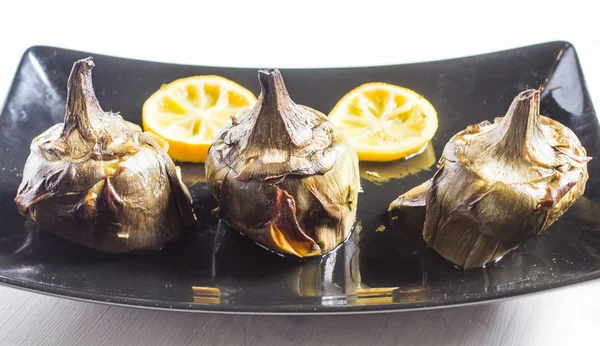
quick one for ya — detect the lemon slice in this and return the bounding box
[328,82,438,162]
[142,76,257,163]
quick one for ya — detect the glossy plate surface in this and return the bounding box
[0,42,599,313]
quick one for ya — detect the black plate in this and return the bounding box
[1,42,599,314]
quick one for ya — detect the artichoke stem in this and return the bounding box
[61,57,104,142]
[488,89,542,157]
[245,69,313,152]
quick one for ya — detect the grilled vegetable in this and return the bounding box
[390,89,590,268]
[14,58,195,253]
[206,69,360,257]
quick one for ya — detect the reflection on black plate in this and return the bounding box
[0,42,599,313]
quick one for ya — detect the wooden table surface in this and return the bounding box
[1,1,599,345]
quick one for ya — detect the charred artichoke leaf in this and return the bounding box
[389,179,429,227]
[14,57,195,253]
[389,179,429,213]
[392,89,590,268]
[206,69,360,257]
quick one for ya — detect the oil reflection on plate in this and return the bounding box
[359,144,436,184]
[4,192,600,310]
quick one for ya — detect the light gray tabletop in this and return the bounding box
[1,1,599,345]
[1,281,599,345]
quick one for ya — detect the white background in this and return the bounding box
[0,0,599,345]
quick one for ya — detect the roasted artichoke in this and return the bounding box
[206,69,360,257]
[390,89,590,268]
[14,58,195,253]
